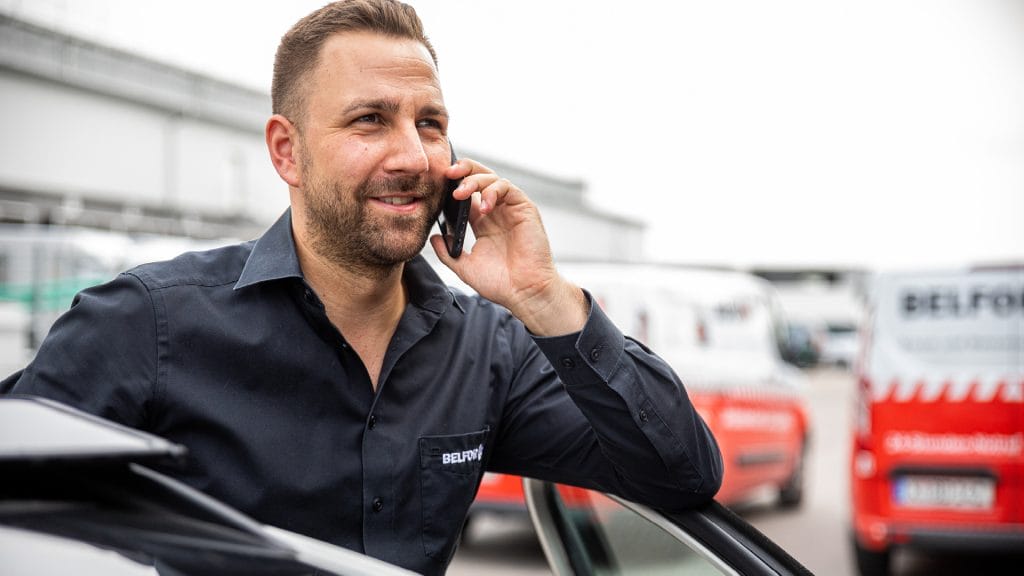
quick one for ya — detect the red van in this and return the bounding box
[850,268,1023,575]
[471,265,811,523]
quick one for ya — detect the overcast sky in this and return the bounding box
[2,0,1022,270]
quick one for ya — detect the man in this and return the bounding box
[3,1,722,574]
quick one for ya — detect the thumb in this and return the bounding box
[429,234,451,264]
[430,233,476,288]
[430,234,464,274]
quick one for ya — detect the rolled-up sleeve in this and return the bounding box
[490,292,723,511]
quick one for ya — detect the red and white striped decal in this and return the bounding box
[870,376,1024,403]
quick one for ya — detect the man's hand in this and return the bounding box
[430,159,588,337]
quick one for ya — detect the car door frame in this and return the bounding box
[523,478,812,576]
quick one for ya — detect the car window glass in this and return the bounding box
[553,486,728,575]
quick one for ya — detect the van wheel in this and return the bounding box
[853,538,890,576]
[778,439,806,508]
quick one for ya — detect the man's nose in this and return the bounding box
[382,124,430,175]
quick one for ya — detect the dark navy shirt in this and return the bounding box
[3,210,722,575]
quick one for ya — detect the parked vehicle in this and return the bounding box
[473,264,811,522]
[850,267,1024,575]
[0,395,415,576]
[819,321,860,369]
[0,395,811,575]
[780,321,822,368]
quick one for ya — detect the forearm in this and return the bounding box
[557,341,724,507]
[495,297,723,509]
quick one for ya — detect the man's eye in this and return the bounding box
[355,114,381,124]
[417,118,443,130]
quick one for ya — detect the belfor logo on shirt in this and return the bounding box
[442,444,484,465]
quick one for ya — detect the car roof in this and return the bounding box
[0,395,186,466]
[0,395,418,575]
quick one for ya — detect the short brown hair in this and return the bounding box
[272,0,437,124]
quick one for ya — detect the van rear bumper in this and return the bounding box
[855,517,1024,552]
[895,524,1024,552]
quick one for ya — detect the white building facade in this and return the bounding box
[0,14,643,259]
[0,13,644,362]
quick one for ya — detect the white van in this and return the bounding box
[557,263,812,506]
[468,262,812,512]
[850,267,1023,575]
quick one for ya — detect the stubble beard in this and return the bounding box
[303,168,444,279]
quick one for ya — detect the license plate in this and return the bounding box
[892,475,995,510]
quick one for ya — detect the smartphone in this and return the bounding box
[437,145,471,258]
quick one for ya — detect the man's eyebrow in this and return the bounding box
[420,104,449,119]
[341,99,448,119]
[342,99,400,116]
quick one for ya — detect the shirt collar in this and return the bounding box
[234,209,461,315]
[234,209,303,291]
[403,254,461,315]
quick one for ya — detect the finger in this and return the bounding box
[446,158,526,212]
[468,190,491,228]
[445,157,496,180]
[430,233,467,274]
[430,233,472,282]
[429,234,452,267]
[467,191,483,220]
[444,159,475,181]
[452,172,500,201]
[478,177,515,215]
[479,177,526,216]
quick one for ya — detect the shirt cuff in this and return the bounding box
[532,290,626,386]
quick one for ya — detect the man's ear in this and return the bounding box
[266,114,301,187]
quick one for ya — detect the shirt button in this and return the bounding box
[639,409,649,422]
[590,348,602,361]
[368,415,377,430]
[372,497,384,513]
[560,357,576,369]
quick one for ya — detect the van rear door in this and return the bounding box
[852,268,1024,566]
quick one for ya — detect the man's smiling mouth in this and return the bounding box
[379,197,417,206]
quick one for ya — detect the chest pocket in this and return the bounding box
[418,427,489,562]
